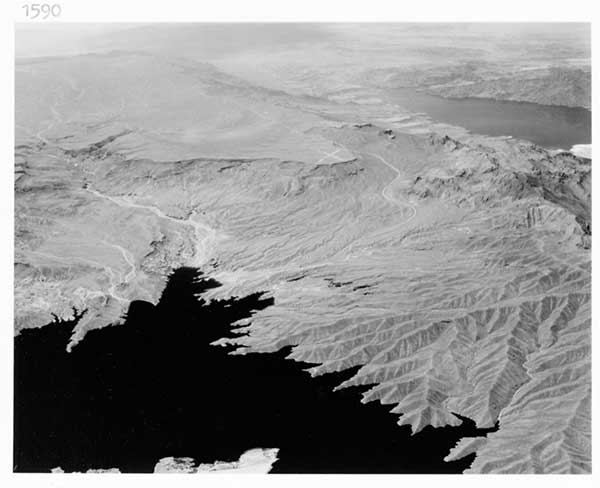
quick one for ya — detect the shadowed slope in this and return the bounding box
[15,268,497,473]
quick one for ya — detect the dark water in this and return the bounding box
[389,88,591,149]
[14,267,496,473]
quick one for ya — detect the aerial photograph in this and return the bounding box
[13,22,591,474]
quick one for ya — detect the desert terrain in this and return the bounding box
[14,23,591,473]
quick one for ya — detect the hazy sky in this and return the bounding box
[15,23,590,60]
[15,23,138,58]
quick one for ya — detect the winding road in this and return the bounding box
[366,152,417,224]
[86,187,216,267]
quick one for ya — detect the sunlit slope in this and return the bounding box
[203,129,590,474]
[15,52,590,473]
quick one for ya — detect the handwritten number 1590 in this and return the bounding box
[22,4,62,19]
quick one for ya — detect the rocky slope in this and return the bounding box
[50,448,279,474]
[15,47,591,474]
[154,449,279,473]
[425,67,591,110]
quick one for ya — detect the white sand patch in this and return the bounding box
[570,144,591,159]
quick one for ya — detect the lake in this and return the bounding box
[389,88,591,150]
[14,267,496,473]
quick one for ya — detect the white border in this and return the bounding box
[2,1,597,488]
[7,0,598,22]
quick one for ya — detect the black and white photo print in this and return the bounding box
[13,20,591,475]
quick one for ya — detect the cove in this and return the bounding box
[388,87,591,150]
[14,267,496,473]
